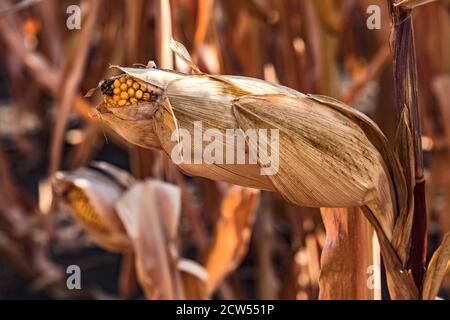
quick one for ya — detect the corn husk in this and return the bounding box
[52,162,207,299]
[95,40,415,299]
[52,162,134,252]
[97,69,402,233]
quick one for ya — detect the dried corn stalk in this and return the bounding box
[320,207,381,300]
[94,40,416,298]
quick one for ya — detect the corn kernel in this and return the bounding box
[140,85,147,92]
[120,83,128,91]
[66,188,109,233]
[132,82,140,90]
[120,77,126,83]
[113,88,121,95]
[126,79,133,87]
[114,79,121,88]
[130,98,138,104]
[120,92,129,100]
[113,95,120,103]
[135,90,143,99]
[127,88,135,97]
[118,99,127,106]
[143,92,150,101]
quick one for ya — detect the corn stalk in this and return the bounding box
[387,0,427,286]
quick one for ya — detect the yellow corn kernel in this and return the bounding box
[127,88,135,97]
[143,92,150,101]
[113,88,121,95]
[118,99,127,106]
[126,79,133,87]
[140,85,147,92]
[120,83,128,91]
[135,90,143,99]
[113,79,121,88]
[132,82,140,90]
[66,188,109,233]
[120,77,126,83]
[130,98,138,104]
[113,95,120,103]
[120,92,129,100]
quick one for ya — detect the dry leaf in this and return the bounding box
[205,186,260,295]
[178,259,208,299]
[53,163,186,299]
[115,180,183,299]
[170,38,202,74]
[394,0,439,9]
[422,231,450,299]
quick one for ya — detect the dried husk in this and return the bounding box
[53,162,193,299]
[95,40,415,299]
[114,180,183,299]
[96,69,402,240]
[52,163,133,252]
[422,231,450,300]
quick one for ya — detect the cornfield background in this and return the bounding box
[0,0,449,300]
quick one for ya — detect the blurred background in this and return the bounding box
[0,0,449,299]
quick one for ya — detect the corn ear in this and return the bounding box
[94,40,416,299]
[53,162,186,299]
[52,163,133,252]
[96,41,406,237]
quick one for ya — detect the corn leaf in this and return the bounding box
[205,186,260,294]
[114,180,183,299]
[422,231,450,299]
